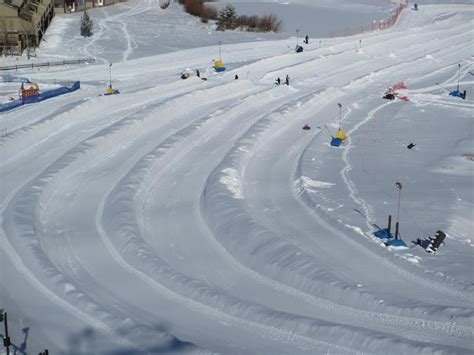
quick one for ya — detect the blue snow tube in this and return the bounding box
[296,45,304,53]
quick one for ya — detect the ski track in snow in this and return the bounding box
[0,2,473,354]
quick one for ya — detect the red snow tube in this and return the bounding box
[303,124,311,130]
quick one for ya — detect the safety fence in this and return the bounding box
[0,81,80,112]
[0,74,31,83]
[0,45,22,57]
[0,58,95,71]
[330,0,409,38]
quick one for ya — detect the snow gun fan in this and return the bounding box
[449,90,466,99]
[326,103,348,147]
[214,41,226,72]
[214,60,226,73]
[104,85,120,96]
[449,63,467,99]
[325,126,345,147]
[104,63,120,95]
[385,182,407,248]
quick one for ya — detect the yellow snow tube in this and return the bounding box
[214,60,224,68]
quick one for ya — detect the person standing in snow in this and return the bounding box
[196,69,200,78]
[275,77,281,85]
[235,74,239,80]
[285,75,290,86]
[304,35,309,44]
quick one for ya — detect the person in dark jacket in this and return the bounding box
[196,69,200,78]
[304,35,309,44]
[275,77,281,85]
[285,75,290,86]
[235,74,239,80]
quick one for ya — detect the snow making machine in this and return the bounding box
[104,85,120,96]
[214,60,226,73]
[449,89,466,100]
[449,64,467,99]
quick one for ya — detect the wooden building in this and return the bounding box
[0,0,54,54]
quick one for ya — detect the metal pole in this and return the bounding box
[387,215,392,234]
[337,103,342,130]
[457,63,461,91]
[109,63,112,87]
[397,188,401,224]
[324,125,334,138]
[4,312,11,355]
[395,182,402,229]
[218,41,222,62]
[296,29,299,46]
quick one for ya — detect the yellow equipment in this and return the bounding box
[107,86,117,95]
[336,129,347,141]
[214,60,226,72]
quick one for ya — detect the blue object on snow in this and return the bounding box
[0,100,23,112]
[385,239,407,247]
[104,89,121,96]
[296,45,304,53]
[23,81,81,104]
[0,74,31,83]
[449,90,466,99]
[374,229,392,239]
[215,67,226,72]
[0,81,81,112]
[330,137,343,147]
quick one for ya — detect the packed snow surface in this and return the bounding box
[0,0,473,354]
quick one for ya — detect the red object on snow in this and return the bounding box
[398,95,409,101]
[393,81,407,90]
[302,124,311,130]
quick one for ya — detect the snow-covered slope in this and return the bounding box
[0,1,473,354]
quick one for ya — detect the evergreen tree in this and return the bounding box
[216,5,238,31]
[80,11,93,37]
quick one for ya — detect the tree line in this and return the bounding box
[177,0,282,32]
